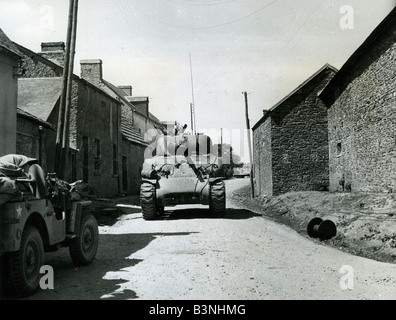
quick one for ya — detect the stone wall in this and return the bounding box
[327,27,396,193]
[253,66,335,197]
[16,45,123,197]
[16,116,56,172]
[73,81,122,197]
[0,53,18,156]
[253,116,272,197]
[16,44,63,79]
[121,139,146,194]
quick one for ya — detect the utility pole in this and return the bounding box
[55,0,78,179]
[55,0,73,177]
[243,91,255,199]
[61,0,79,177]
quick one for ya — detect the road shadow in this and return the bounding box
[2,231,192,301]
[161,207,262,220]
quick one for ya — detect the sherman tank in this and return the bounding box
[140,124,226,220]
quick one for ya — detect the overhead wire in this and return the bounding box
[127,0,279,30]
[117,0,142,41]
[288,1,335,52]
[165,0,240,7]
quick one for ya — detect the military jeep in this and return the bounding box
[0,156,98,298]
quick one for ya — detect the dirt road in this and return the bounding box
[9,179,396,300]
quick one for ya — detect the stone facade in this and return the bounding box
[16,108,56,171]
[15,43,63,78]
[0,29,21,156]
[73,80,122,196]
[79,59,164,194]
[16,42,123,197]
[253,64,337,197]
[121,139,146,194]
[253,113,272,197]
[320,8,396,193]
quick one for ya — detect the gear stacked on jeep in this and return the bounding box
[0,154,78,210]
[140,128,226,220]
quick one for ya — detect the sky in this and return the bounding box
[0,0,395,162]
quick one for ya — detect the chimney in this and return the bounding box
[80,59,103,86]
[118,85,133,96]
[39,42,65,66]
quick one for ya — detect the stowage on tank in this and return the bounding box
[140,123,226,220]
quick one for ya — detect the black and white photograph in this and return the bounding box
[0,0,395,307]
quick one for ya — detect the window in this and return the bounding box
[83,136,89,183]
[113,144,119,175]
[70,151,77,182]
[336,142,342,156]
[95,139,101,157]
[94,139,101,175]
[101,101,106,117]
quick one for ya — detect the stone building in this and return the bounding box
[0,29,21,156]
[79,59,164,194]
[319,7,396,193]
[16,107,56,170]
[252,64,337,197]
[15,42,123,197]
[79,59,162,134]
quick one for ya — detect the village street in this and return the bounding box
[9,178,395,301]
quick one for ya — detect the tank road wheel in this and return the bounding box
[69,214,99,266]
[140,182,158,220]
[6,225,44,297]
[209,180,226,218]
[157,205,165,216]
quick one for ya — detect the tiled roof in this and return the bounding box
[17,107,56,130]
[0,28,21,57]
[126,96,148,103]
[103,80,161,123]
[121,120,148,146]
[18,78,63,121]
[102,79,138,111]
[125,96,160,122]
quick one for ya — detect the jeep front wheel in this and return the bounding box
[6,225,44,297]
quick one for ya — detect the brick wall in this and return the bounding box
[327,27,396,193]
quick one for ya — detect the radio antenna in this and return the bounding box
[189,53,197,134]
